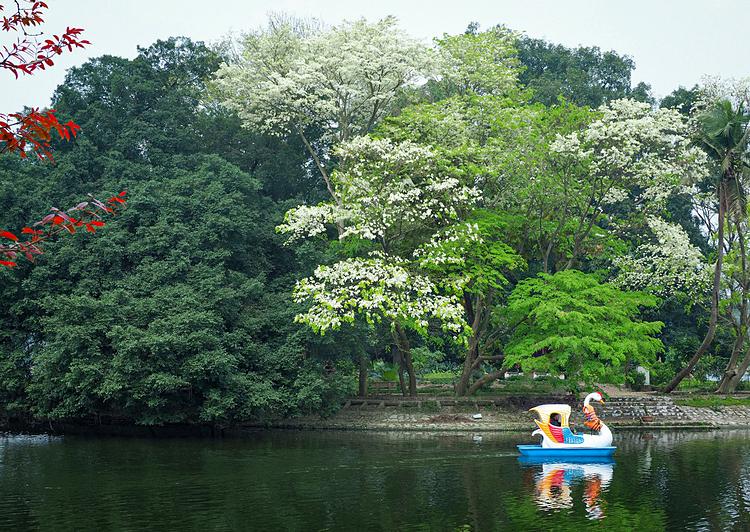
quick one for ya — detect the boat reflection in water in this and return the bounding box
[519,457,614,520]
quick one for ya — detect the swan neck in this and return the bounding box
[583,393,596,407]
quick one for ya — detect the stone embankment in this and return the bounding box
[268,394,750,431]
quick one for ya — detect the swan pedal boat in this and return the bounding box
[517,392,616,459]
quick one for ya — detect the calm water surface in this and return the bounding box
[0,429,749,530]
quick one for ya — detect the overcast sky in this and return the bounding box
[2,0,748,112]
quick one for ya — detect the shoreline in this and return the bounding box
[4,393,750,437]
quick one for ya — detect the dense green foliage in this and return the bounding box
[517,35,653,107]
[504,270,663,385]
[0,38,351,424]
[0,18,734,424]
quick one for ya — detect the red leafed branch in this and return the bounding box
[1,1,89,160]
[0,1,90,77]
[0,191,127,267]
[0,108,80,159]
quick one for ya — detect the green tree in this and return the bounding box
[516,35,654,108]
[415,212,525,395]
[660,85,700,115]
[433,25,522,98]
[504,270,663,386]
[0,38,351,425]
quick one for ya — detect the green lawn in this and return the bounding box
[674,396,750,408]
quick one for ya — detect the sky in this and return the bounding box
[2,0,749,112]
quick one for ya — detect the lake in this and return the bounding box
[0,429,748,530]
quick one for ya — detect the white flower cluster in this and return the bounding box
[293,257,469,337]
[413,222,482,268]
[212,17,432,142]
[696,76,750,111]
[276,204,341,243]
[333,137,481,240]
[552,99,709,210]
[613,216,710,298]
[277,137,481,244]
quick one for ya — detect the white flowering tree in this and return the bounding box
[278,136,481,396]
[378,96,709,393]
[551,99,708,269]
[613,216,710,297]
[211,16,432,203]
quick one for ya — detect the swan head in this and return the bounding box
[584,391,605,407]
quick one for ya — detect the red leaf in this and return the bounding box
[0,260,17,267]
[0,230,18,241]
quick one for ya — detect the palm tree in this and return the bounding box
[665,98,750,393]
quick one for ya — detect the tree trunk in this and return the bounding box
[726,304,750,390]
[717,216,749,393]
[393,344,407,396]
[456,295,481,396]
[455,346,476,396]
[467,370,504,396]
[392,324,416,397]
[664,188,726,393]
[717,334,744,393]
[403,349,417,397]
[727,346,750,392]
[358,351,368,397]
[395,322,417,397]
[297,129,339,205]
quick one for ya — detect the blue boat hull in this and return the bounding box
[517,444,616,461]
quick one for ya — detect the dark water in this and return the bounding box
[0,429,749,531]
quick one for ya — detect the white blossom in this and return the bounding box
[696,76,750,111]
[212,16,433,143]
[613,216,710,298]
[552,99,709,211]
[413,222,482,268]
[277,204,341,243]
[293,257,469,338]
[332,136,481,241]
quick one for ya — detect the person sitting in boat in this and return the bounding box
[550,413,561,427]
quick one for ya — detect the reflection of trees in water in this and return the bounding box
[461,463,483,531]
[619,428,750,449]
[2,430,750,529]
[610,430,750,530]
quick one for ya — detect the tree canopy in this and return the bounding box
[0,16,743,426]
